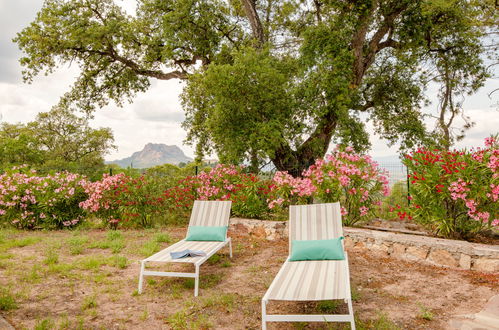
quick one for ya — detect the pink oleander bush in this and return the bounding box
[0,165,88,229]
[163,164,272,220]
[268,146,390,226]
[403,136,499,239]
[79,173,167,228]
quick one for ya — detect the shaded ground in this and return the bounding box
[0,226,497,329]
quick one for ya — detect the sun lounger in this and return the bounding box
[261,202,355,329]
[138,200,232,297]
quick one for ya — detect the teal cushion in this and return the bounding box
[289,237,345,261]
[185,226,227,241]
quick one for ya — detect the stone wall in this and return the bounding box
[229,218,499,273]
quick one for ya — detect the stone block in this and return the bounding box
[392,243,406,256]
[405,246,429,261]
[428,249,458,268]
[459,254,472,270]
[472,258,499,273]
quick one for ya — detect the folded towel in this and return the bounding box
[170,249,207,259]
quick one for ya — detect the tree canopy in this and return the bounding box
[15,0,496,175]
[0,107,115,177]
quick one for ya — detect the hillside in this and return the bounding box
[107,143,192,168]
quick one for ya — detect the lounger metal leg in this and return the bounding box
[229,239,233,258]
[138,260,145,294]
[194,265,200,297]
[262,299,267,330]
[347,298,355,330]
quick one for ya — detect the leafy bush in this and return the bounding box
[0,165,88,229]
[403,137,499,239]
[163,164,272,220]
[380,180,413,221]
[268,146,390,225]
[80,173,167,228]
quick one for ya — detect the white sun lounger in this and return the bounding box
[138,200,232,297]
[261,202,355,329]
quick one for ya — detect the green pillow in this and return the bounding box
[289,237,345,261]
[185,226,227,242]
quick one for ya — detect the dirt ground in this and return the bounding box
[0,226,497,329]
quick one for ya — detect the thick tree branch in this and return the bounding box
[69,46,187,80]
[241,0,265,46]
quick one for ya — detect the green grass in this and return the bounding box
[417,303,434,321]
[81,295,97,310]
[0,236,42,253]
[166,310,188,329]
[67,235,89,255]
[34,318,55,330]
[43,249,59,265]
[21,264,42,283]
[78,256,107,270]
[154,232,172,243]
[46,262,76,277]
[202,293,236,312]
[139,240,160,257]
[183,273,222,290]
[355,312,400,330]
[0,288,17,311]
[207,254,221,265]
[107,231,123,241]
[316,300,340,313]
[109,255,129,269]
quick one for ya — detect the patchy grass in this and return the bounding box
[81,295,97,310]
[67,235,89,255]
[0,287,17,311]
[34,318,55,330]
[43,249,59,265]
[0,227,496,329]
[207,254,221,265]
[316,300,340,313]
[0,236,42,253]
[154,232,172,243]
[139,240,160,257]
[109,255,129,269]
[417,303,434,321]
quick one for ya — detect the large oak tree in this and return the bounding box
[15,0,495,175]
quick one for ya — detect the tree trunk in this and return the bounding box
[270,112,338,176]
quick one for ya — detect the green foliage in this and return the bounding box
[13,0,493,175]
[0,168,88,230]
[0,107,115,178]
[404,137,499,239]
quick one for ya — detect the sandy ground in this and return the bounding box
[0,226,497,329]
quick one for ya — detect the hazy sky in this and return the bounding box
[0,0,497,162]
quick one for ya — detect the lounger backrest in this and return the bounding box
[188,200,232,228]
[289,202,343,252]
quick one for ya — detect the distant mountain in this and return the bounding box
[107,143,192,168]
